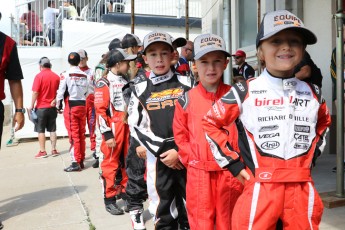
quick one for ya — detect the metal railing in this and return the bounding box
[13,0,201,47]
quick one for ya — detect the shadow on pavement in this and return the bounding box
[0,186,87,221]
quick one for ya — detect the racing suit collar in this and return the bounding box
[263,69,298,91]
[108,70,125,79]
[149,69,174,85]
[197,81,226,101]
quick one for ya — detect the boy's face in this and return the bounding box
[143,42,173,75]
[79,57,88,68]
[195,51,228,86]
[258,29,305,78]
[118,60,130,75]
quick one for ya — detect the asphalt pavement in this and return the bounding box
[0,125,344,230]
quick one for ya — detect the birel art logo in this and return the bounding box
[258,172,272,180]
[261,141,280,150]
[255,97,310,107]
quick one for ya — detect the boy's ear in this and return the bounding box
[257,48,264,62]
[142,55,148,64]
[192,61,197,72]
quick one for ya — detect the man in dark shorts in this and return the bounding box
[29,57,60,158]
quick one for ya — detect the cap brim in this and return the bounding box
[143,41,174,54]
[172,37,187,48]
[194,48,230,60]
[259,27,317,46]
[124,54,137,61]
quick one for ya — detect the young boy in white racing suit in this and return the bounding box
[94,48,136,215]
[127,31,192,229]
[56,52,90,172]
[173,34,243,230]
[202,10,331,230]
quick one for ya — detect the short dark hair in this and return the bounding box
[39,57,52,68]
[28,3,32,11]
[48,1,53,7]
[68,52,80,66]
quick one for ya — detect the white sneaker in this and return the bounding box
[129,208,146,230]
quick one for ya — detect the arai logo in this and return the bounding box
[261,141,280,150]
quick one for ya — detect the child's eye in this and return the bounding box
[271,39,282,44]
[289,39,303,46]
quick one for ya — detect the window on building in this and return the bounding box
[238,0,257,47]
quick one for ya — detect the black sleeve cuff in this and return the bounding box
[103,131,114,141]
[226,160,245,177]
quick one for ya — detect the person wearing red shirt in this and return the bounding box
[20,3,43,45]
[29,57,60,158]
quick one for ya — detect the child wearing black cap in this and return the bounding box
[202,10,331,229]
[122,34,143,79]
[94,48,136,215]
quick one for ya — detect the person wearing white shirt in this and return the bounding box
[43,1,59,44]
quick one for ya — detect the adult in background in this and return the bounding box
[0,11,25,229]
[43,0,59,45]
[20,3,43,45]
[175,40,194,76]
[29,57,60,159]
[294,51,323,88]
[232,49,255,80]
[77,49,96,157]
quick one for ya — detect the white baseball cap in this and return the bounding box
[256,10,317,48]
[142,31,174,54]
[193,33,230,60]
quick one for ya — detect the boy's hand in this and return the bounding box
[160,149,184,170]
[136,146,147,159]
[105,138,116,148]
[236,169,250,184]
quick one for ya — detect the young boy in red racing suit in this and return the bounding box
[94,48,136,215]
[173,33,243,230]
[202,10,331,230]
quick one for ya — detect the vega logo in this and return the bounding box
[261,141,280,150]
[259,133,279,139]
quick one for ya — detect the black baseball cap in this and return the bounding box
[68,52,80,66]
[39,57,52,68]
[108,38,122,50]
[106,48,137,68]
[122,34,142,49]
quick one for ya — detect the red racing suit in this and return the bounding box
[94,71,129,199]
[80,66,96,151]
[173,82,243,230]
[56,66,90,164]
[202,70,331,230]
